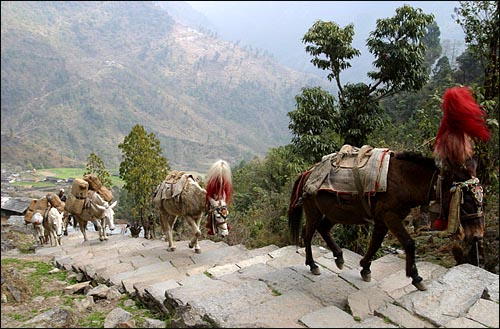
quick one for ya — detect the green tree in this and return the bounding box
[288,87,342,163]
[232,145,304,248]
[454,1,499,189]
[84,153,112,188]
[422,21,443,73]
[452,48,484,85]
[300,5,434,147]
[454,1,499,101]
[118,124,169,227]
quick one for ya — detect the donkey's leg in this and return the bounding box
[78,218,88,242]
[100,218,108,240]
[317,219,344,269]
[64,211,70,235]
[385,215,426,291]
[359,220,388,283]
[302,201,323,275]
[187,214,203,253]
[164,215,176,251]
[93,219,105,241]
[50,228,57,246]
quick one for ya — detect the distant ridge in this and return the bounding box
[0,1,329,172]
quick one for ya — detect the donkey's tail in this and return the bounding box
[288,171,309,245]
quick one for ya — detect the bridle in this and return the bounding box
[208,202,229,236]
[428,166,485,238]
[451,177,484,220]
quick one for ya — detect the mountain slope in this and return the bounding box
[1,1,328,172]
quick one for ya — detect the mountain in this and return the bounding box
[1,1,329,172]
[184,1,466,83]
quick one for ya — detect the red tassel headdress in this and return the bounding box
[205,159,234,205]
[433,87,490,166]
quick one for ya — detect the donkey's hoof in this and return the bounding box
[195,248,201,254]
[311,267,321,275]
[361,269,372,282]
[169,246,176,252]
[412,276,427,291]
[414,281,427,291]
[335,259,344,270]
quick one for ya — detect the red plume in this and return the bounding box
[205,160,234,205]
[433,87,490,165]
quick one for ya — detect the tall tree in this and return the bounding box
[454,1,499,189]
[84,152,112,188]
[454,1,499,102]
[422,21,443,73]
[299,5,434,147]
[288,87,341,163]
[118,124,169,228]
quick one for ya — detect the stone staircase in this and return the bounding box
[33,229,499,328]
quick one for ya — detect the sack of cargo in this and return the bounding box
[47,193,63,208]
[97,185,113,202]
[83,173,102,190]
[65,193,85,215]
[33,197,49,214]
[71,179,89,199]
[24,199,38,223]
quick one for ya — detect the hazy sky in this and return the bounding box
[183,1,464,81]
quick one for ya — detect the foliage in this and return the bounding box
[454,1,499,101]
[422,21,443,73]
[366,5,434,97]
[298,5,434,148]
[118,124,169,226]
[288,87,342,163]
[230,146,307,248]
[84,152,113,188]
[453,1,499,190]
[453,48,484,85]
[302,20,360,88]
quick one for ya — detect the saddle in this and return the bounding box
[304,144,392,197]
[330,144,373,169]
[153,171,192,204]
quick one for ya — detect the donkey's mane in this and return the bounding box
[394,151,436,168]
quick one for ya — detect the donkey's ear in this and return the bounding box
[111,200,118,209]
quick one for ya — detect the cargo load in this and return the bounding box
[65,193,85,214]
[71,178,89,199]
[24,199,38,223]
[97,185,113,202]
[83,173,103,190]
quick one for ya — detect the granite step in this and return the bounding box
[14,228,499,328]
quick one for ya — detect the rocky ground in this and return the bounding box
[1,194,498,328]
[1,224,167,328]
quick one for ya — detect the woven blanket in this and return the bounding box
[153,172,191,203]
[304,146,392,196]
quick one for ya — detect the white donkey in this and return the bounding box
[73,190,117,242]
[43,207,64,246]
[31,212,45,245]
[100,200,118,237]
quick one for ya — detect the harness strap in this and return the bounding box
[353,156,373,219]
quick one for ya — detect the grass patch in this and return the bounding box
[44,167,124,187]
[10,313,31,321]
[78,311,107,328]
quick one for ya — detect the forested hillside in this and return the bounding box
[1,1,327,171]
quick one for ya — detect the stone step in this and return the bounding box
[16,229,499,328]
